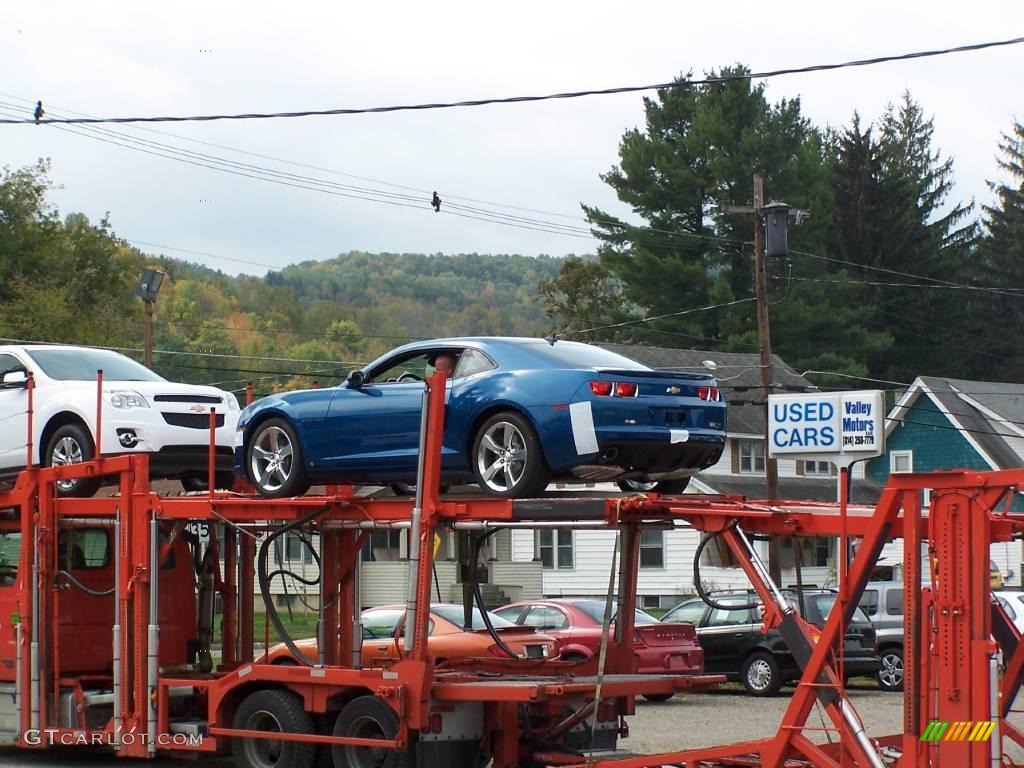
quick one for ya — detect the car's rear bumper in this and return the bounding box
[568,429,725,481]
[636,647,705,676]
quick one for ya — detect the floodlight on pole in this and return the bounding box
[136,269,164,368]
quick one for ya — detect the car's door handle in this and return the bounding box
[377,645,389,652]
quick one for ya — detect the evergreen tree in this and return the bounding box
[583,66,890,375]
[975,120,1024,379]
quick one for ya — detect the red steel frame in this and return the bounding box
[1,370,1022,766]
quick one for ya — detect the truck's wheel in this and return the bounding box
[333,695,412,768]
[44,423,101,497]
[231,689,316,768]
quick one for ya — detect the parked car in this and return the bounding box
[261,604,558,665]
[858,581,905,692]
[234,337,726,498]
[662,590,880,696]
[994,590,1024,634]
[491,598,705,701]
[0,345,240,496]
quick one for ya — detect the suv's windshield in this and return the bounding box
[27,349,164,382]
[431,605,515,630]
[574,599,659,625]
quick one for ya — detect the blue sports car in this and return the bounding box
[234,338,726,498]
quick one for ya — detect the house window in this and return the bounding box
[738,440,765,474]
[539,529,573,570]
[802,460,833,476]
[891,450,913,474]
[780,537,832,568]
[639,530,664,568]
[361,530,403,562]
[275,533,315,564]
[275,594,298,609]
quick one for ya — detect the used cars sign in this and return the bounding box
[768,390,884,460]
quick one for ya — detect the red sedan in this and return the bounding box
[493,598,704,701]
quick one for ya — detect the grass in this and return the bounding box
[214,609,320,647]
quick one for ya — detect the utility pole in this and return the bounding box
[752,174,782,584]
[144,300,155,368]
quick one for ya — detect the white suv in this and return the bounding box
[0,344,240,496]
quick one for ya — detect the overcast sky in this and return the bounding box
[3,2,1021,275]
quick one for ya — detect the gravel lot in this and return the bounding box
[1,683,1020,766]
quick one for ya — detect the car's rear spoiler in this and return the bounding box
[594,368,714,381]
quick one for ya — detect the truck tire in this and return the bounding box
[741,651,783,696]
[231,689,316,768]
[44,423,101,497]
[333,695,413,768]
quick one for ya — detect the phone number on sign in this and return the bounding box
[842,435,875,447]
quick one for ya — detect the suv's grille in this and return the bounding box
[162,413,225,429]
[154,394,222,404]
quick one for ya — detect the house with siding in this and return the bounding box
[252,516,542,612]
[509,344,883,609]
[866,376,1024,585]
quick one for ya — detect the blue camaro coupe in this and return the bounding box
[235,338,727,498]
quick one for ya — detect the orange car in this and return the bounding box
[261,603,558,665]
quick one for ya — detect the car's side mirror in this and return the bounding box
[346,370,365,389]
[1,370,28,389]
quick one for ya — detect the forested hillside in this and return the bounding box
[0,161,562,393]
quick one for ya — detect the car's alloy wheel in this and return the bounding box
[248,418,310,498]
[471,412,550,498]
[877,647,904,692]
[741,652,782,696]
[44,423,101,497]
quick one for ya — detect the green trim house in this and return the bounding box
[867,376,1024,584]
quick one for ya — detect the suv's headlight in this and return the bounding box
[226,392,240,411]
[107,390,149,409]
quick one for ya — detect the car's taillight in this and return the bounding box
[698,386,721,402]
[590,381,640,397]
[488,644,515,658]
[633,631,646,647]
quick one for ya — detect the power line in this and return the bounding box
[788,248,1023,298]
[566,297,756,337]
[786,274,1019,296]
[0,92,739,244]
[3,36,1022,125]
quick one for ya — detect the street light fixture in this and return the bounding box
[135,268,165,368]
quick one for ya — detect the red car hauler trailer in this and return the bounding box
[1,370,1023,767]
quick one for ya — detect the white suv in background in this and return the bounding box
[0,344,240,496]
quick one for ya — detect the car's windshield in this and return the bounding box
[27,349,164,382]
[574,599,659,625]
[431,604,516,630]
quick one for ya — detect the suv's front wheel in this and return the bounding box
[741,651,782,696]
